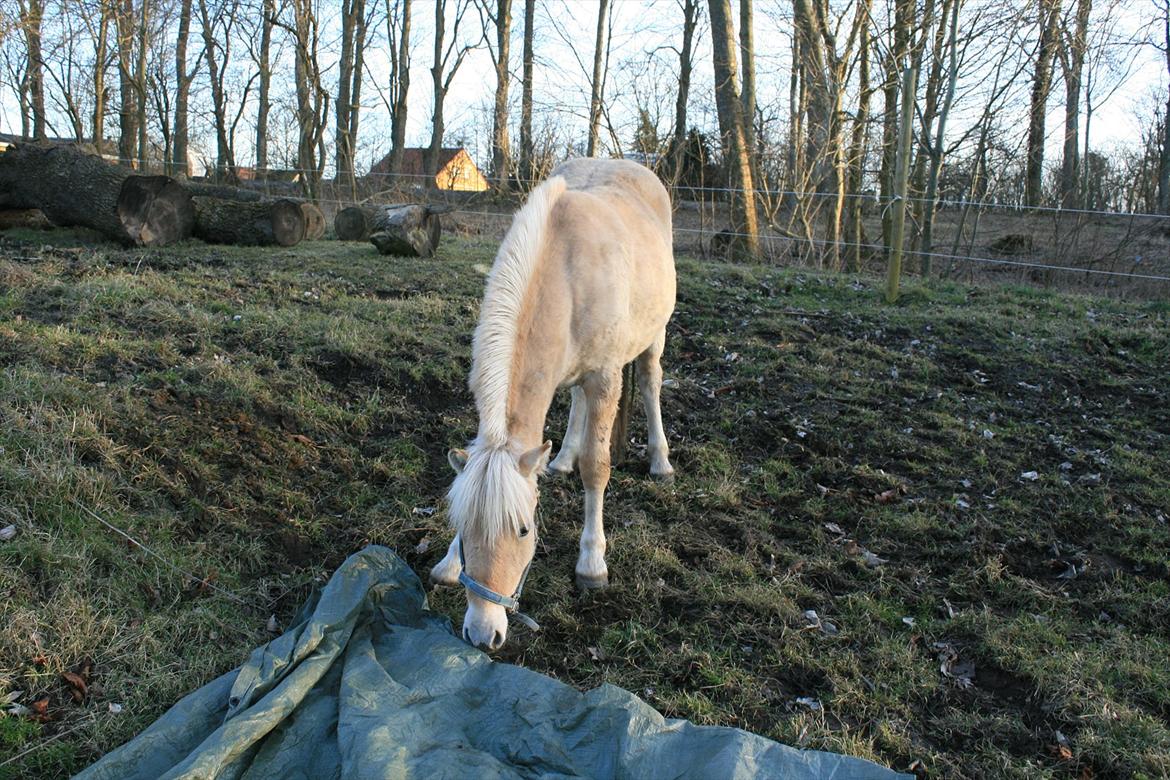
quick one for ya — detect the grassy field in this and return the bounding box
[0,227,1167,778]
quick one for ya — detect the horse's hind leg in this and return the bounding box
[637,329,674,480]
[549,385,586,475]
[576,368,622,589]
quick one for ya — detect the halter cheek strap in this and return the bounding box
[458,538,540,631]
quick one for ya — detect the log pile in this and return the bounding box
[0,143,194,246]
[368,205,442,257]
[192,196,306,247]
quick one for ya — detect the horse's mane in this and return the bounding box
[448,176,566,544]
[469,174,567,446]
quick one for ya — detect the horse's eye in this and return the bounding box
[519,526,530,537]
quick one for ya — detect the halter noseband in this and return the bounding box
[458,537,540,632]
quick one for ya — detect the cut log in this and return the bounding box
[300,202,326,240]
[368,205,442,257]
[184,181,266,202]
[334,205,374,241]
[192,196,305,247]
[0,143,194,246]
[0,208,52,230]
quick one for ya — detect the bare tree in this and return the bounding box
[134,0,148,166]
[668,0,699,187]
[708,0,759,259]
[738,0,756,156]
[17,0,46,139]
[171,0,195,175]
[386,0,412,179]
[427,0,479,178]
[586,0,610,157]
[1025,0,1061,206]
[115,0,137,163]
[254,0,277,172]
[1057,0,1091,207]
[1156,0,1170,213]
[480,0,511,188]
[87,0,112,148]
[518,0,535,184]
[282,0,330,196]
[336,0,371,194]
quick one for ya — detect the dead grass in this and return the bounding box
[0,228,1167,778]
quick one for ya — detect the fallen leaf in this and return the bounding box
[1020,470,1040,481]
[587,646,606,661]
[907,759,928,779]
[822,522,844,536]
[29,696,51,722]
[874,488,901,504]
[289,434,314,446]
[861,550,888,568]
[412,506,437,517]
[62,671,88,702]
[902,616,916,627]
[795,696,822,711]
[108,702,124,714]
[0,524,16,541]
[414,536,431,555]
[266,615,279,633]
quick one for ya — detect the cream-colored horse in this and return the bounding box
[430,158,676,651]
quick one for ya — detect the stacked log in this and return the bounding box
[0,209,52,230]
[0,143,194,246]
[300,202,326,240]
[368,205,443,257]
[191,197,306,247]
[333,205,374,241]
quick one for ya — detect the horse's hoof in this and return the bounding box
[576,572,609,590]
[547,465,575,479]
[650,470,675,484]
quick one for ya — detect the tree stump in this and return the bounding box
[368,205,442,257]
[192,196,305,247]
[333,205,374,241]
[300,202,326,240]
[0,143,194,246]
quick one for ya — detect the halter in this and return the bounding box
[458,538,540,632]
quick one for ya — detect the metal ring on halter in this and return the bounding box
[458,538,541,632]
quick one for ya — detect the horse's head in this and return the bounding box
[446,439,550,651]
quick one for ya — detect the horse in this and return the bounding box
[429,157,677,651]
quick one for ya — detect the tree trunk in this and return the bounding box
[135,0,150,168]
[256,0,275,172]
[519,0,535,184]
[738,0,756,157]
[19,0,47,140]
[1058,0,1091,208]
[116,0,138,166]
[1026,0,1062,207]
[335,0,367,195]
[669,0,698,188]
[708,0,759,260]
[198,0,237,179]
[334,205,375,241]
[919,0,960,268]
[368,205,442,257]
[586,0,610,157]
[0,144,195,245]
[292,0,328,199]
[491,0,512,189]
[172,0,193,176]
[92,1,111,149]
[1160,3,1170,214]
[388,0,412,180]
[192,196,305,246]
[844,6,872,273]
[427,0,447,178]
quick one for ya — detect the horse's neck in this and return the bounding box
[499,278,562,450]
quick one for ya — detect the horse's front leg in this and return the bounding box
[429,532,462,586]
[576,369,622,589]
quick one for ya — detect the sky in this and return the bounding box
[0,0,1165,177]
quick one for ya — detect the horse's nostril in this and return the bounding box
[462,627,471,644]
[491,630,505,650]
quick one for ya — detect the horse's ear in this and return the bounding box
[518,441,552,477]
[448,448,469,474]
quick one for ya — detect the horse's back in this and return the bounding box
[549,158,672,242]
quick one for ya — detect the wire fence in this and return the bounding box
[112,157,1170,293]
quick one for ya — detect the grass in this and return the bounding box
[0,226,1167,778]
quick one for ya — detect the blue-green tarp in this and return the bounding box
[76,546,909,779]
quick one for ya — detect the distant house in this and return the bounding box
[368,147,489,192]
